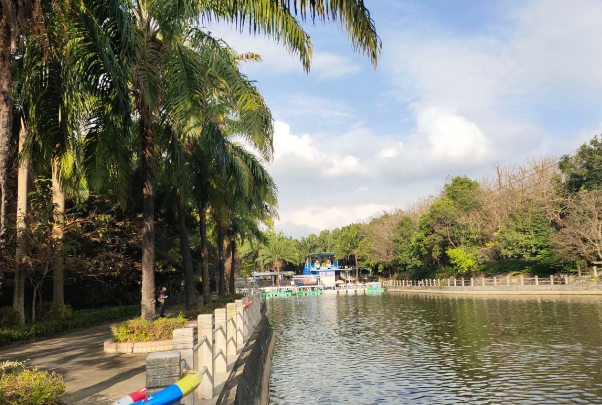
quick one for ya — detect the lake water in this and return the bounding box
[266,292,602,404]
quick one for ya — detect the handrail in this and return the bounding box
[212,349,224,361]
[213,325,224,334]
[193,335,208,352]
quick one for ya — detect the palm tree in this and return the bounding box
[258,231,298,286]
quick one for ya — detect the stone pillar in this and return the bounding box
[235,299,244,351]
[226,303,237,359]
[594,266,598,278]
[494,277,497,286]
[173,328,194,371]
[147,351,181,399]
[535,275,539,285]
[243,300,250,339]
[550,275,554,285]
[520,275,524,285]
[482,277,485,287]
[507,275,510,286]
[564,275,568,285]
[471,277,474,286]
[214,308,227,375]
[461,278,465,287]
[454,278,457,287]
[197,314,214,400]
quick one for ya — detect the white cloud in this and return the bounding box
[412,104,492,161]
[213,28,361,79]
[277,204,394,232]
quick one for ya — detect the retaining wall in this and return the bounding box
[216,304,275,405]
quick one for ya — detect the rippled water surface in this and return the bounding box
[267,293,602,404]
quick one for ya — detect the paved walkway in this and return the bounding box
[0,323,146,405]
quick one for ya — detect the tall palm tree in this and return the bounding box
[123,0,379,318]
[10,0,135,318]
[258,231,298,286]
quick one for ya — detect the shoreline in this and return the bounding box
[386,287,602,296]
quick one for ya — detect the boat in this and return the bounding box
[366,281,385,292]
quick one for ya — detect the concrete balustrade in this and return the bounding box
[197,314,214,400]
[226,303,237,359]
[214,308,227,375]
[144,295,264,404]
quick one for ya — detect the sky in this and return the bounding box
[209,0,602,238]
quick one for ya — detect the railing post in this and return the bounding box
[461,278,465,287]
[197,314,214,400]
[243,300,250,339]
[454,278,457,287]
[173,327,194,371]
[564,275,568,285]
[535,275,539,285]
[594,266,598,278]
[471,277,474,286]
[214,308,227,375]
[235,299,244,351]
[550,275,554,286]
[507,275,510,286]
[174,329,195,405]
[494,276,497,286]
[482,277,485,287]
[226,303,237,360]
[146,351,181,397]
[520,275,524,285]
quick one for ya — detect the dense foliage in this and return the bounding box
[0,361,65,405]
[0,305,140,345]
[0,0,381,327]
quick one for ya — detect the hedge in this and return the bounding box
[0,361,65,405]
[0,305,140,346]
[111,315,187,343]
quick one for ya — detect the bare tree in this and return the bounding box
[555,190,602,263]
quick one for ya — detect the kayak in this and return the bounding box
[132,370,203,405]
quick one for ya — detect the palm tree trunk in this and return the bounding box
[139,100,156,320]
[52,161,65,306]
[176,190,196,310]
[13,120,27,325]
[199,204,210,304]
[229,238,236,295]
[217,226,226,297]
[0,14,12,251]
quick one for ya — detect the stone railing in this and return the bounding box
[383,275,602,293]
[146,292,262,405]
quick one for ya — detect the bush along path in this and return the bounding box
[0,321,148,405]
[0,305,140,346]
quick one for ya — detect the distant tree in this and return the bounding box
[497,208,555,264]
[559,136,602,193]
[257,231,298,286]
[555,190,602,263]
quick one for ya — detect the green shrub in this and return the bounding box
[40,304,73,322]
[0,305,140,346]
[0,308,21,328]
[0,361,65,405]
[111,315,187,343]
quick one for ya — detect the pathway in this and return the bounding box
[0,323,146,405]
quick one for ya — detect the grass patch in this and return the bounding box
[0,361,65,405]
[0,305,140,346]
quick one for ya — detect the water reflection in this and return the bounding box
[267,293,602,404]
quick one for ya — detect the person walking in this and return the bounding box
[158,287,168,317]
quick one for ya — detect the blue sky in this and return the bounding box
[211,0,602,238]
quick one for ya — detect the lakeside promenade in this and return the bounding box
[383,275,602,295]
